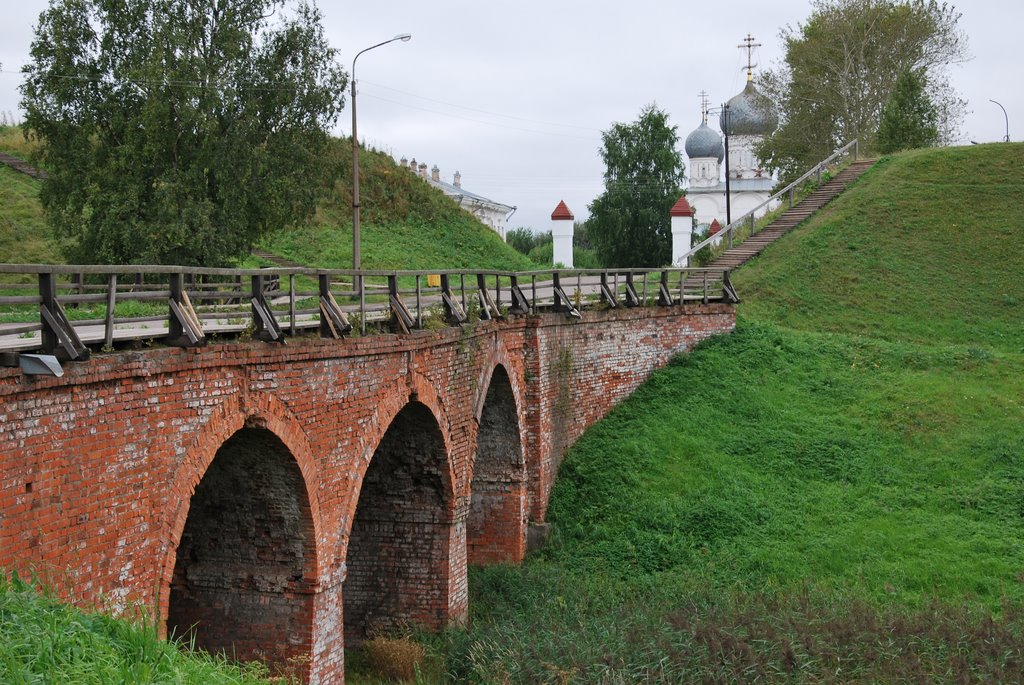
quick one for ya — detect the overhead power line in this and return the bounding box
[359,80,601,133]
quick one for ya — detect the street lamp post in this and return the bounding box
[989,99,1010,142]
[351,33,412,274]
[720,103,732,226]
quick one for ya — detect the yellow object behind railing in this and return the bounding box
[427,274,441,287]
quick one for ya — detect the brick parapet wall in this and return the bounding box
[0,303,734,684]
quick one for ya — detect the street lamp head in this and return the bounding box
[394,33,412,42]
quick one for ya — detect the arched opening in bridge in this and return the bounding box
[167,426,315,675]
[468,364,527,565]
[344,401,452,646]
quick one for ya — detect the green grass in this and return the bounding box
[0,574,279,684]
[413,144,1024,683]
[734,143,1024,353]
[0,125,37,159]
[261,139,533,272]
[0,165,60,265]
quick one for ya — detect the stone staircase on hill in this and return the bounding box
[696,159,875,276]
[251,249,306,269]
[0,152,47,180]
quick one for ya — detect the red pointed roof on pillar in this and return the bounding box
[551,200,574,220]
[670,195,694,217]
[708,219,722,235]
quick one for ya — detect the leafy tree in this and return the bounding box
[573,219,594,252]
[878,69,940,152]
[757,0,967,181]
[588,105,684,267]
[506,227,537,255]
[20,0,347,266]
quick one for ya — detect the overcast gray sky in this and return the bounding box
[0,1,1017,235]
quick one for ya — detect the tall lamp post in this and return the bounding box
[989,99,1010,142]
[351,33,412,274]
[720,103,732,226]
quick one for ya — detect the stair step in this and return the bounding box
[697,157,875,274]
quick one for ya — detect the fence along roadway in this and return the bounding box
[0,265,738,361]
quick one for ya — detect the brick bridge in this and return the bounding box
[0,266,735,683]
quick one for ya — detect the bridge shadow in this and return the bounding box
[344,401,453,646]
[468,364,527,565]
[167,426,316,674]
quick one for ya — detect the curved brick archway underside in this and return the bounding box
[468,365,527,565]
[167,427,316,674]
[344,401,453,645]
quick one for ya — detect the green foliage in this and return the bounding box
[588,104,684,267]
[878,69,941,153]
[261,140,534,272]
[421,144,1024,682]
[506,227,601,268]
[20,0,347,266]
[505,227,550,257]
[505,227,537,255]
[758,0,968,182]
[0,573,276,683]
[524,240,601,269]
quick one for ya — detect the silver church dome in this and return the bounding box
[684,122,725,162]
[719,81,778,136]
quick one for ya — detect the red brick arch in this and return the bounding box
[336,372,456,553]
[337,371,463,642]
[156,390,324,630]
[467,345,530,565]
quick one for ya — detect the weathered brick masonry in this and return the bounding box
[0,304,733,683]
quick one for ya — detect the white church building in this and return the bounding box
[684,36,779,233]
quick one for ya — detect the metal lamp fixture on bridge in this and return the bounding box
[351,33,412,274]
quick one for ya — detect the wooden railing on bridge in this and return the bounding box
[0,264,738,364]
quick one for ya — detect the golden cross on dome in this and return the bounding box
[738,33,761,81]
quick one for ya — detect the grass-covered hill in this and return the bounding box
[0,126,532,271]
[258,137,533,271]
[422,145,1024,683]
[735,144,1024,353]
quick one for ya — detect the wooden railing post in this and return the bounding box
[38,272,89,361]
[318,274,352,338]
[39,272,58,355]
[103,274,117,350]
[168,272,205,347]
[251,274,283,343]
